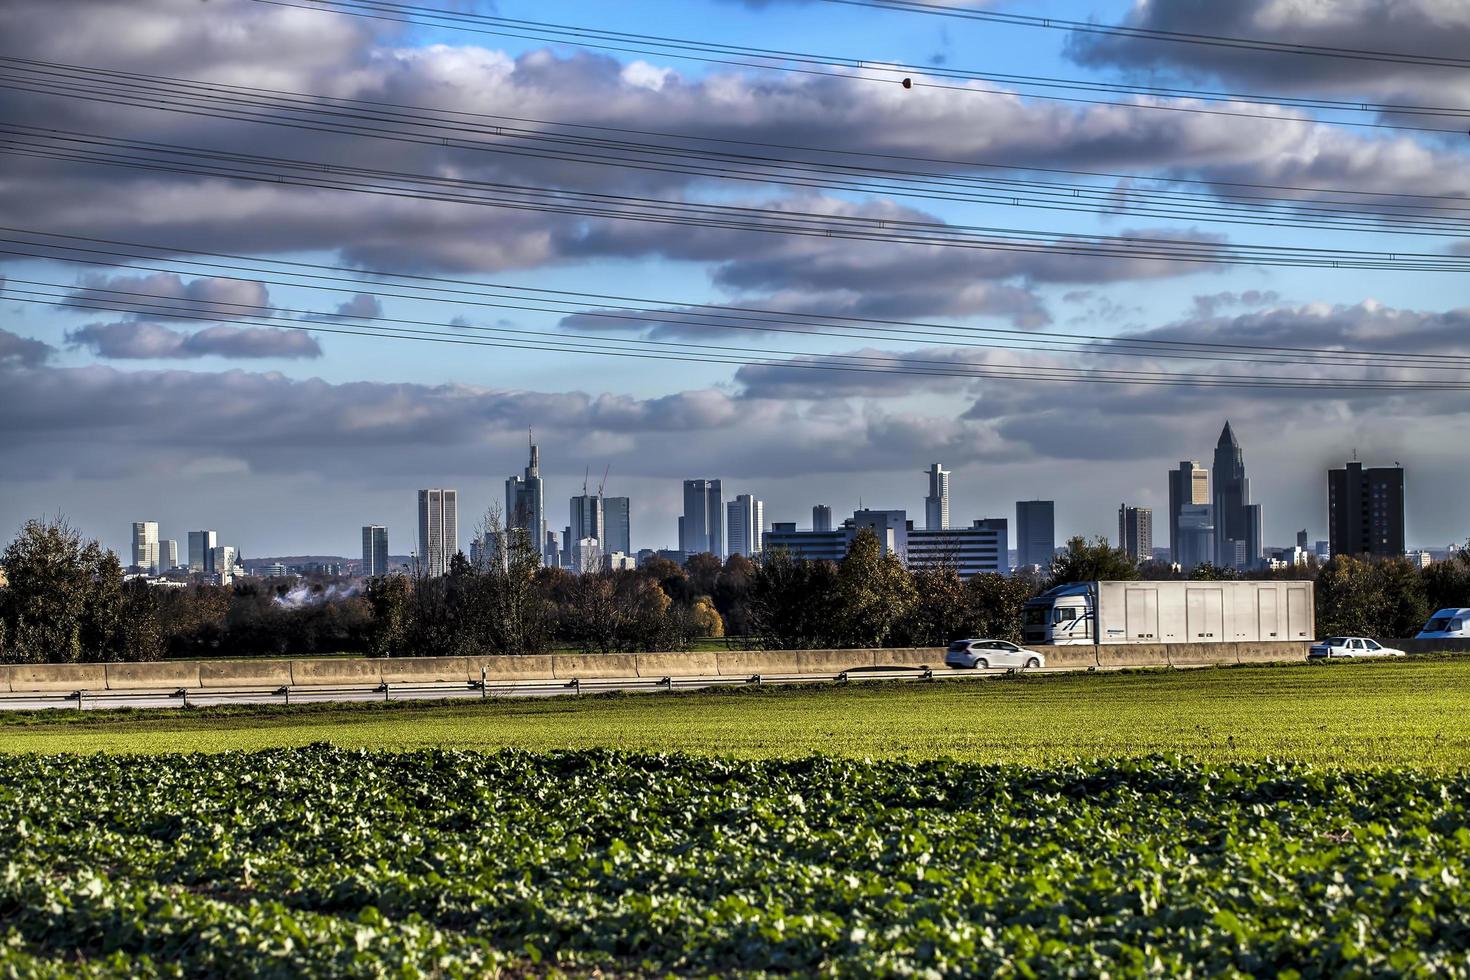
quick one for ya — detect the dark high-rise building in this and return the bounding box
[505,438,546,563]
[1015,500,1055,570]
[1167,461,1212,568]
[361,525,388,577]
[1118,505,1153,562]
[1328,461,1405,559]
[680,479,723,557]
[570,493,602,546]
[1212,421,1261,570]
[603,497,631,556]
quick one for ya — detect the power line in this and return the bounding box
[247,0,1470,135]
[6,55,1457,209]
[5,226,1469,377]
[818,0,1470,71]
[12,280,1470,391]
[6,126,1467,272]
[3,59,1465,239]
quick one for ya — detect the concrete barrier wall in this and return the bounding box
[473,655,557,682]
[1096,644,1170,669]
[873,648,941,668]
[1166,643,1239,667]
[105,661,203,691]
[0,639,1327,694]
[7,663,109,692]
[200,660,294,689]
[1237,641,1312,663]
[1040,647,1100,670]
[636,652,721,678]
[380,656,472,685]
[289,658,383,687]
[552,654,641,679]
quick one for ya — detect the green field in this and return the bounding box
[5,659,1470,768]
[2,748,1467,976]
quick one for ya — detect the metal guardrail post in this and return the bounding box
[275,685,290,705]
[836,670,849,684]
[172,688,188,708]
[660,675,673,691]
[375,682,390,702]
[73,690,83,711]
[921,668,933,682]
[566,678,580,695]
[748,673,761,685]
[481,667,488,699]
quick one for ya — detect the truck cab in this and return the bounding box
[1416,608,1470,640]
[1022,584,1094,645]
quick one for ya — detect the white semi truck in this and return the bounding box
[1021,580,1315,646]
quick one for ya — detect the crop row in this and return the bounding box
[1,747,1467,977]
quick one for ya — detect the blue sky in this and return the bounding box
[2,0,1468,559]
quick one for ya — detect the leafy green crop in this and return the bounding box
[1,748,1467,977]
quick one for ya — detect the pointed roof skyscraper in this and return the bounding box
[1217,420,1238,448]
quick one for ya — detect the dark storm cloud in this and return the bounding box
[0,361,1017,482]
[1068,0,1470,106]
[731,298,1470,461]
[0,328,53,367]
[65,321,323,359]
[3,0,1467,314]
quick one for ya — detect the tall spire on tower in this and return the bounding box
[1217,420,1238,448]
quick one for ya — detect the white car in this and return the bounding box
[1308,637,1406,659]
[946,639,1045,670]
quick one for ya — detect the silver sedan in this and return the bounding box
[945,639,1045,670]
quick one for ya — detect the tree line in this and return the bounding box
[2,518,1468,664]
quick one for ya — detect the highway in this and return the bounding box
[0,664,1050,712]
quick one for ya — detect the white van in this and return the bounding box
[1415,608,1470,640]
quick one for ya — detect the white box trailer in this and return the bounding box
[1021,580,1315,646]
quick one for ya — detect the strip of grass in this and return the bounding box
[4,659,1468,769]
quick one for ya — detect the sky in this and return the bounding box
[1,0,1469,559]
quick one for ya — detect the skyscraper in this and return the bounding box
[680,479,723,557]
[417,488,458,577]
[1212,421,1261,570]
[131,521,159,573]
[569,493,603,546]
[1118,505,1153,562]
[603,496,631,556]
[362,524,388,576]
[1015,500,1055,570]
[187,530,217,573]
[1328,460,1405,558]
[210,545,237,584]
[1167,460,1212,567]
[812,504,832,532]
[158,539,179,572]
[727,493,765,558]
[923,463,950,531]
[505,438,546,562]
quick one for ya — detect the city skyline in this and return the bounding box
[103,418,1437,571]
[3,0,1467,567]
